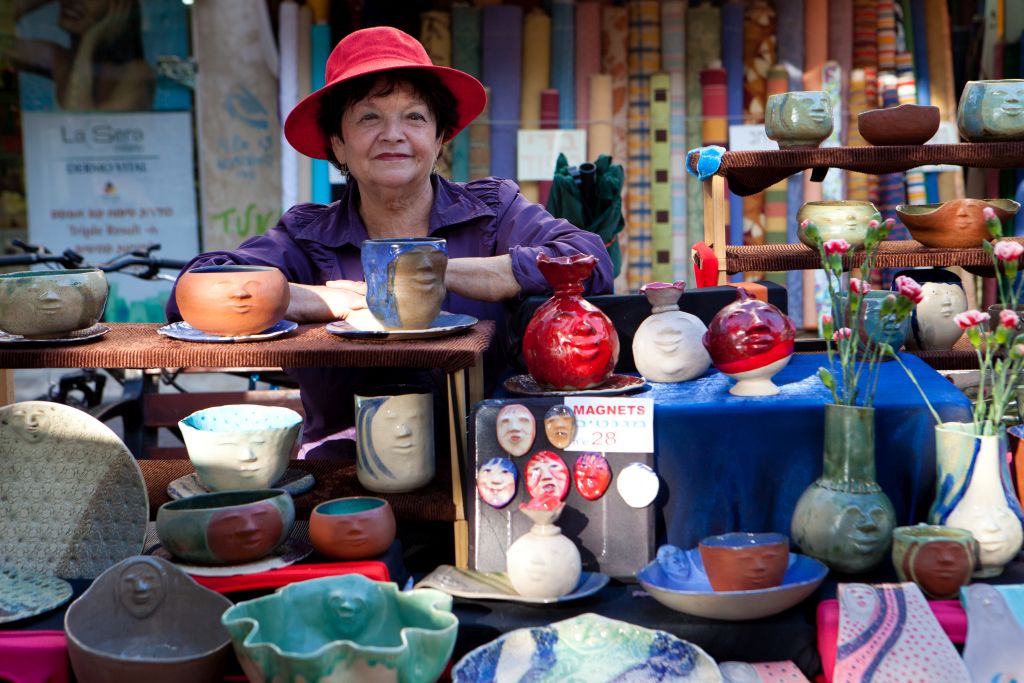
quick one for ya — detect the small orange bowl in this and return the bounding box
[309,497,396,561]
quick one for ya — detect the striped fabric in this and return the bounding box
[803,0,826,329]
[776,0,804,326]
[588,73,614,159]
[660,0,688,282]
[852,0,879,205]
[897,50,927,206]
[520,8,551,202]
[420,10,453,178]
[576,2,602,131]
[650,73,673,283]
[764,64,790,253]
[722,0,745,257]
[685,3,721,257]
[469,86,491,180]
[601,6,629,177]
[451,4,481,182]
[551,0,575,129]
[924,0,960,202]
[829,0,853,124]
[482,4,523,180]
[743,0,776,282]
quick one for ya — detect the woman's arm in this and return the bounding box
[445,254,521,302]
[287,282,367,323]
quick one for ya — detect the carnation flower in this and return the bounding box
[993,240,1024,262]
[1000,308,1020,330]
[954,310,991,330]
[850,278,871,295]
[823,239,852,256]
[894,276,924,304]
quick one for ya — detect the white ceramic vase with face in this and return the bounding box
[907,281,968,351]
[355,387,434,493]
[506,501,581,599]
[632,281,711,383]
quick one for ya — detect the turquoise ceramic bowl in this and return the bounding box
[222,574,457,683]
[0,268,108,337]
[957,79,1024,142]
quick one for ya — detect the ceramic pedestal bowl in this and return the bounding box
[309,497,396,561]
[0,268,108,338]
[637,544,828,621]
[796,200,882,248]
[896,198,1020,248]
[179,404,302,491]
[174,265,289,336]
[764,91,834,149]
[221,574,457,683]
[957,79,1024,142]
[698,532,789,592]
[156,489,295,566]
[65,556,233,683]
[857,104,940,146]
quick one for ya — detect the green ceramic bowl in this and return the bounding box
[0,268,108,337]
[957,79,1024,142]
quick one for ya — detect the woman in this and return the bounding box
[167,27,613,459]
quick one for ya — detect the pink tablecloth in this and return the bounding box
[0,631,70,683]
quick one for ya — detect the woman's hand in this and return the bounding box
[287,283,367,322]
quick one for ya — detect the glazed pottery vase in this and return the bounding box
[896,198,1019,248]
[961,584,1024,682]
[928,422,1024,578]
[156,489,295,566]
[698,532,789,592]
[890,268,967,351]
[857,104,940,146]
[174,265,290,336]
[309,497,396,560]
[703,288,795,396]
[354,385,434,492]
[632,281,711,383]
[957,79,1024,142]
[522,253,619,390]
[361,237,447,330]
[506,496,582,599]
[791,404,896,574]
[0,268,108,338]
[834,290,912,351]
[796,200,881,249]
[763,91,834,149]
[891,524,976,599]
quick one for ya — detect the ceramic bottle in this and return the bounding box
[506,495,581,599]
[632,281,711,383]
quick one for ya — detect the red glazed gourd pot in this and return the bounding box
[522,254,619,390]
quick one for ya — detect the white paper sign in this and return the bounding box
[729,124,780,151]
[516,129,587,181]
[563,397,654,453]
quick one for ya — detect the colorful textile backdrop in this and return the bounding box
[575,2,602,133]
[776,0,804,326]
[469,86,491,180]
[520,8,552,203]
[685,3,721,257]
[722,0,745,257]
[451,4,481,182]
[743,0,776,283]
[650,73,673,282]
[661,0,689,282]
[551,0,575,129]
[420,10,452,179]
[482,5,523,179]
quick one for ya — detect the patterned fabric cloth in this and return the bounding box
[660,0,688,282]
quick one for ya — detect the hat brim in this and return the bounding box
[284,63,487,160]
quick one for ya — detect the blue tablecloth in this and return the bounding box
[642,353,972,548]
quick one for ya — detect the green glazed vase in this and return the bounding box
[791,404,896,573]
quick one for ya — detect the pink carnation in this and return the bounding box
[832,327,853,341]
[983,206,997,221]
[954,310,991,330]
[800,219,811,229]
[823,239,852,256]
[822,314,833,326]
[868,219,880,229]
[850,278,871,295]
[993,240,1024,262]
[894,275,924,304]
[1000,308,1020,329]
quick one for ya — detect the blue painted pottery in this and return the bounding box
[957,79,1024,142]
[221,574,457,683]
[361,237,447,330]
[835,290,912,350]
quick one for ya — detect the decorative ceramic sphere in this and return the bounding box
[0,268,108,338]
[174,265,289,336]
[796,200,882,248]
[632,281,711,383]
[506,495,581,599]
[703,289,795,396]
[957,79,1024,142]
[764,91,834,149]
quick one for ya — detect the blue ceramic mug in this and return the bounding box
[361,237,447,330]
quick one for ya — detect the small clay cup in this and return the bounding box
[156,489,295,565]
[764,91,834,149]
[174,265,289,336]
[361,237,447,330]
[0,268,108,338]
[309,497,396,561]
[857,104,940,145]
[897,198,1020,249]
[892,524,977,599]
[698,532,789,592]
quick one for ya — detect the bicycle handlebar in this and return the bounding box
[0,241,187,279]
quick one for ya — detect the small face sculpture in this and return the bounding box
[117,558,166,619]
[525,451,570,500]
[8,404,49,444]
[393,245,447,328]
[211,275,266,325]
[551,309,618,384]
[948,503,1024,570]
[573,453,611,500]
[835,501,895,561]
[909,540,973,599]
[22,281,87,333]
[476,457,517,509]
[636,312,711,382]
[726,546,787,590]
[205,432,277,482]
[780,92,832,132]
[543,404,576,449]
[368,395,429,462]
[326,581,381,640]
[207,501,283,564]
[495,404,536,457]
[704,291,795,373]
[912,282,967,349]
[981,81,1024,137]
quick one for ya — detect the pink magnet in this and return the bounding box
[524,450,570,501]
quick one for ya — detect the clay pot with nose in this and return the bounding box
[309,497,397,560]
[896,198,1019,249]
[698,532,790,592]
[892,525,977,599]
[174,265,289,336]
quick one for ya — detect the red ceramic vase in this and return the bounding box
[523,254,619,390]
[702,288,795,374]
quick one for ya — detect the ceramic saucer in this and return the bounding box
[167,468,315,499]
[416,565,609,604]
[504,373,648,397]
[0,565,73,624]
[637,545,828,621]
[156,319,298,343]
[0,323,109,344]
[326,309,478,340]
[150,539,313,577]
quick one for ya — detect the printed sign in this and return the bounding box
[517,129,588,181]
[729,123,780,152]
[563,397,654,453]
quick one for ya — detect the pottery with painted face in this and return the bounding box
[764,91,834,149]
[698,532,790,592]
[174,265,289,337]
[796,201,882,248]
[0,268,108,338]
[890,269,967,351]
[632,281,711,383]
[834,290,913,350]
[309,497,396,561]
[896,198,1019,248]
[506,495,582,600]
[957,79,1024,142]
[362,237,448,330]
[891,524,976,599]
[355,385,434,492]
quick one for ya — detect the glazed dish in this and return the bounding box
[326,309,477,340]
[416,565,609,604]
[896,198,1020,248]
[157,319,297,343]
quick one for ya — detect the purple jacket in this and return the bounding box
[167,176,613,457]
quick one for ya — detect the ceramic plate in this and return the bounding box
[637,546,828,621]
[0,402,149,579]
[452,613,722,682]
[504,373,648,397]
[167,468,316,499]
[326,309,478,340]
[0,323,110,344]
[150,539,313,577]
[0,565,73,624]
[156,319,298,343]
[416,566,609,604]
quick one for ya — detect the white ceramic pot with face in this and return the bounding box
[506,498,581,599]
[355,386,434,493]
[909,282,967,350]
[632,281,711,383]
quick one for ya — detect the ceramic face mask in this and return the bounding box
[496,404,536,457]
[573,452,611,500]
[393,245,447,330]
[326,581,380,639]
[207,501,284,564]
[117,558,167,619]
[981,81,1024,138]
[525,451,570,500]
[8,404,49,443]
[909,540,974,600]
[477,457,517,509]
[544,404,576,449]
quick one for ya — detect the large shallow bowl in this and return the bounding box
[858,104,940,145]
[896,198,1020,248]
[174,265,289,336]
[0,268,107,338]
[637,545,828,621]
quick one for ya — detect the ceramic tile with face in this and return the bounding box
[495,403,536,457]
[355,388,434,492]
[524,451,571,500]
[476,457,517,509]
[543,404,576,449]
[573,452,611,501]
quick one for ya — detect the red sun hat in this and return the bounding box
[284,26,487,160]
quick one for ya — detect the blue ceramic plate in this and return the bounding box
[326,309,477,340]
[157,319,297,343]
[0,323,109,344]
[0,565,73,624]
[416,565,609,605]
[637,545,828,621]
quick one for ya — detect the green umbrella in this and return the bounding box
[545,153,626,277]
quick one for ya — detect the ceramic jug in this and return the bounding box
[506,495,581,599]
[632,281,711,383]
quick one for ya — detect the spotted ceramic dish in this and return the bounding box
[0,323,109,344]
[326,309,478,340]
[167,468,315,499]
[452,613,722,682]
[416,565,609,604]
[0,565,73,624]
[156,319,297,343]
[504,374,648,397]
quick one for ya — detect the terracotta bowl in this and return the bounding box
[65,556,233,683]
[698,532,790,592]
[156,489,294,566]
[858,104,941,145]
[0,268,108,338]
[174,265,289,336]
[892,524,977,599]
[309,497,396,561]
[897,198,1020,248]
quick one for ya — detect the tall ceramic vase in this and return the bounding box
[791,404,896,573]
[929,422,1024,577]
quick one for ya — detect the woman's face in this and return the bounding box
[59,0,111,35]
[331,80,442,194]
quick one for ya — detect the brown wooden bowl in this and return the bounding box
[174,265,289,337]
[897,198,1020,248]
[858,104,941,145]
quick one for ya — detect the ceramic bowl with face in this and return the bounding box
[892,524,976,599]
[796,200,882,248]
[0,268,108,338]
[896,198,1020,249]
[957,79,1024,142]
[764,91,834,148]
[309,497,397,561]
[174,265,290,337]
[179,404,302,491]
[698,532,790,592]
[156,489,295,566]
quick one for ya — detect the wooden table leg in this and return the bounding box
[702,174,728,285]
[447,367,470,569]
[0,369,13,406]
